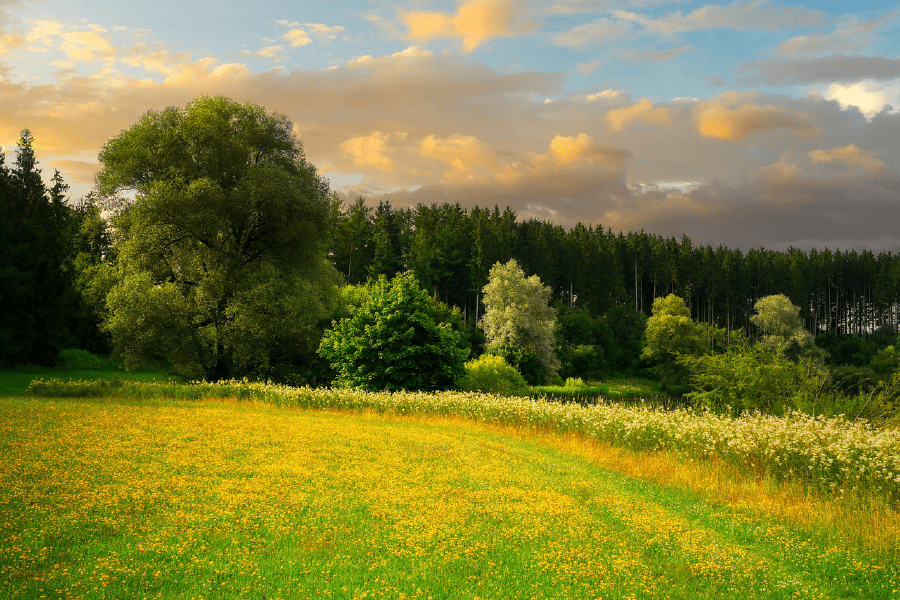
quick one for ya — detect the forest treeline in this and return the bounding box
[331,197,900,339]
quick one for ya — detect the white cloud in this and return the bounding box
[824,81,898,120]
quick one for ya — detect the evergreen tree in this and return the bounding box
[0,131,77,366]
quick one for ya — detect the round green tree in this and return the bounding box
[642,294,714,389]
[95,96,339,381]
[318,272,469,391]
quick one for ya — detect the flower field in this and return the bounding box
[2,395,899,599]
[28,379,900,503]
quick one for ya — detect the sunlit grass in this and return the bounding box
[2,397,899,599]
[0,367,176,396]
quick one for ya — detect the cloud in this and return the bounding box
[774,12,898,56]
[823,81,897,119]
[553,17,632,49]
[613,0,829,34]
[279,21,345,48]
[404,0,530,52]
[739,54,900,85]
[692,95,817,140]
[606,98,670,131]
[121,48,191,74]
[586,89,620,102]
[620,44,693,62]
[630,152,900,251]
[305,23,345,41]
[255,45,284,58]
[420,133,496,182]
[57,28,117,62]
[283,28,312,47]
[809,143,885,173]
[340,131,394,171]
[50,158,100,184]
[577,58,601,74]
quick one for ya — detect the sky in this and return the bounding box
[1,0,898,252]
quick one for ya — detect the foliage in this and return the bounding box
[817,333,880,366]
[829,365,879,397]
[681,334,829,414]
[480,259,559,381]
[642,295,716,388]
[458,354,529,396]
[642,295,709,360]
[565,377,585,388]
[94,96,338,381]
[318,272,469,391]
[56,349,117,371]
[0,131,78,366]
[871,345,900,378]
[751,294,822,361]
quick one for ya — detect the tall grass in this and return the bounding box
[27,378,900,505]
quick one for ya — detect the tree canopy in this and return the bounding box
[95,96,338,381]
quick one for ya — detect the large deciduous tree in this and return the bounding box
[480,259,559,382]
[95,96,339,381]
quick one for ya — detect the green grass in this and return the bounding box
[1,396,897,599]
[0,366,178,396]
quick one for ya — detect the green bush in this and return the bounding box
[56,349,116,370]
[565,377,585,388]
[492,344,545,385]
[871,346,900,378]
[681,345,828,414]
[459,354,529,396]
[318,272,469,391]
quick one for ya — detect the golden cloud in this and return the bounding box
[809,143,885,173]
[340,131,394,172]
[420,133,495,181]
[605,98,670,132]
[692,97,817,140]
[405,0,526,52]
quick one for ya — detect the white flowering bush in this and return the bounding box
[27,378,900,503]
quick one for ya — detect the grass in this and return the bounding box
[0,366,177,396]
[1,396,898,599]
[533,376,671,405]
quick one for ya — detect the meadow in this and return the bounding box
[2,385,900,599]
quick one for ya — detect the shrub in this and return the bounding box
[318,272,468,391]
[56,348,114,370]
[681,345,828,414]
[565,377,585,389]
[459,354,529,396]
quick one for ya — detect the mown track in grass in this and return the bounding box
[2,397,899,599]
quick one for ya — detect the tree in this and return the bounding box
[95,96,338,381]
[751,294,821,361]
[318,272,469,391]
[0,130,77,366]
[480,259,559,382]
[642,294,716,388]
[642,294,709,361]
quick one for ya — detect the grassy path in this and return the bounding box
[1,397,898,599]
